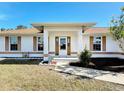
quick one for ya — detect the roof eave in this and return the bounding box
[31,22,96,27]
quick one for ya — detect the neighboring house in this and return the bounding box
[0,23,123,61]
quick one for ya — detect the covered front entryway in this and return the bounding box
[55,36,71,56]
[50,31,77,56]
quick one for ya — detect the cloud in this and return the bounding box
[0,14,7,21]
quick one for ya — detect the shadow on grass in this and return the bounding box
[0,58,42,65]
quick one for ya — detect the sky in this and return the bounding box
[0,2,124,28]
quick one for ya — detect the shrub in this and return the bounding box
[79,48,92,67]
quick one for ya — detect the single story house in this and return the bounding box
[0,23,123,62]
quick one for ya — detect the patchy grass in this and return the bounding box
[0,65,124,91]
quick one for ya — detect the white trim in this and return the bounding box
[43,28,48,61]
[101,36,103,51]
[78,30,83,53]
[36,36,38,51]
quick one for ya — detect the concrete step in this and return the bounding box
[51,57,79,65]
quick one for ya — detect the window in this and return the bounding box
[10,36,18,51]
[93,36,101,51]
[37,37,43,51]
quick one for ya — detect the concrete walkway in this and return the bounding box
[55,65,124,85]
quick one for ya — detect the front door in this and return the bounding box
[59,37,67,55]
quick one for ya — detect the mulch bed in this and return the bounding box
[69,61,124,73]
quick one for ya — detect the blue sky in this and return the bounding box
[0,2,124,28]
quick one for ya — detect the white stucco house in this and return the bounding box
[0,22,123,62]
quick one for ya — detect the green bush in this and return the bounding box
[79,49,92,67]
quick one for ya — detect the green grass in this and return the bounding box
[0,65,123,91]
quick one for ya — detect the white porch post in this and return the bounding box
[43,28,49,61]
[78,30,83,54]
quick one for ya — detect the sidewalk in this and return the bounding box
[55,65,124,85]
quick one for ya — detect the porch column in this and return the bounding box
[43,28,49,61]
[78,30,83,54]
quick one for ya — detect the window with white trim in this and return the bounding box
[37,36,43,51]
[93,36,101,51]
[10,36,18,51]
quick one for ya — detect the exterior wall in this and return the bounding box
[82,33,122,52]
[82,33,123,58]
[106,34,122,52]
[82,35,90,50]
[0,54,43,58]
[92,54,124,59]
[0,54,22,57]
[0,36,5,52]
[0,35,43,57]
[45,26,82,32]
[21,36,33,52]
[0,26,123,59]
[20,35,43,57]
[0,35,34,52]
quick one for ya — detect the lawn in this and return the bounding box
[0,65,124,91]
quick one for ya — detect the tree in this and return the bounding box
[0,28,6,31]
[110,7,124,51]
[16,25,27,30]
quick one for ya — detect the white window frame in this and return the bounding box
[9,36,18,51]
[37,36,43,52]
[92,36,102,52]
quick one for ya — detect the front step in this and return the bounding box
[50,56,78,65]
